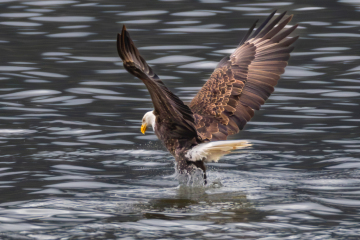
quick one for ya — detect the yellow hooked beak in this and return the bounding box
[141,123,147,134]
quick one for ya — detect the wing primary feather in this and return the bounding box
[256,11,287,39]
[262,15,293,40]
[238,19,258,47]
[271,24,298,43]
[250,10,277,39]
[116,34,124,60]
[277,35,299,47]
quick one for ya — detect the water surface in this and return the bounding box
[0,0,360,239]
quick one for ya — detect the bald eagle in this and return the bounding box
[116,11,298,183]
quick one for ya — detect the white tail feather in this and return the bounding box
[185,140,251,163]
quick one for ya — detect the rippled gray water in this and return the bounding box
[0,0,360,239]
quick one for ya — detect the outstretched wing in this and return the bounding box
[189,11,298,141]
[117,26,198,139]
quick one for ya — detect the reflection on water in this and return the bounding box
[0,0,360,239]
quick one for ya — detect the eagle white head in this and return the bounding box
[141,111,156,134]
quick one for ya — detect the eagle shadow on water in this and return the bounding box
[116,10,298,185]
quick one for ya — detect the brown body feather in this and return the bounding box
[116,11,298,182]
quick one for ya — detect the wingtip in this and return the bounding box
[121,25,127,36]
[279,11,287,18]
[269,10,278,20]
[289,24,299,32]
[250,10,278,39]
[287,14,294,22]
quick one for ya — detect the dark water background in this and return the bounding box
[0,0,360,239]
